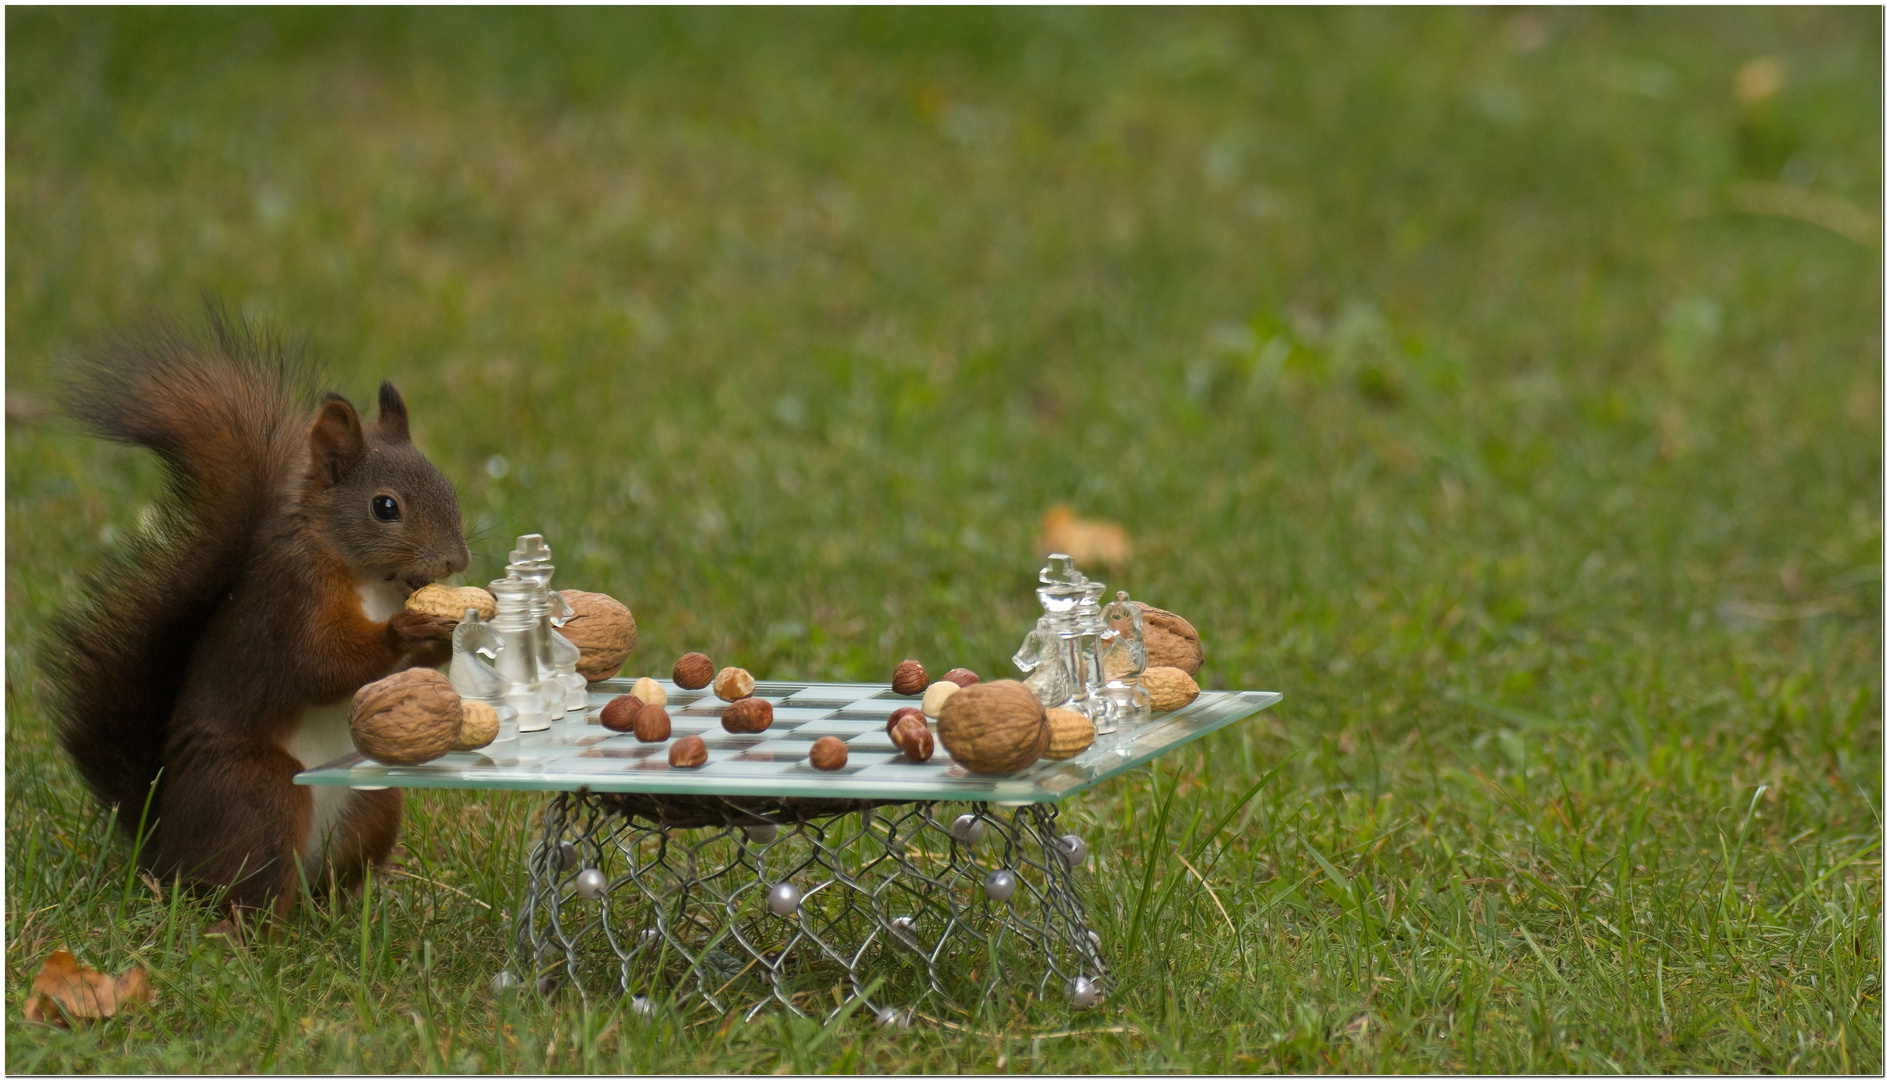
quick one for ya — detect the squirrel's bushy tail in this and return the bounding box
[53,308,309,824]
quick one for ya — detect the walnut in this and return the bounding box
[454,699,500,751]
[405,584,497,622]
[558,590,638,682]
[672,652,715,690]
[891,659,929,696]
[1132,603,1203,675]
[809,736,849,771]
[1043,706,1095,760]
[1142,667,1201,712]
[935,679,1049,774]
[600,695,642,732]
[721,696,774,733]
[712,666,755,701]
[349,668,463,766]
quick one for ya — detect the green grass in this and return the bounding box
[5,7,1880,1072]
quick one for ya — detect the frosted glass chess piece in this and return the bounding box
[1013,616,1076,707]
[449,610,521,743]
[488,574,550,732]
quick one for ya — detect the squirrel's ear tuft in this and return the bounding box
[309,394,367,488]
[375,381,410,442]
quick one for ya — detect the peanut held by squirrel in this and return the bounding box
[52,311,469,919]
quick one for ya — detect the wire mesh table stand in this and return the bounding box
[299,680,1281,1021]
[508,792,1107,1023]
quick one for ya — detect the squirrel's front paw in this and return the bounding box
[388,609,454,648]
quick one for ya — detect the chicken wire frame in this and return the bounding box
[510,792,1107,1024]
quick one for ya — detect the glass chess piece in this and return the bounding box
[1036,554,1093,718]
[546,594,588,718]
[526,581,565,722]
[1097,591,1152,752]
[1074,574,1111,731]
[1013,616,1075,707]
[506,534,579,722]
[488,574,551,732]
[449,610,522,743]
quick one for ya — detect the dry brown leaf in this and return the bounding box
[1037,504,1132,568]
[21,948,153,1026]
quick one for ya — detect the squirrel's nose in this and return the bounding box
[445,540,470,576]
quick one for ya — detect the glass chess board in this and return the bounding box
[296,679,1282,803]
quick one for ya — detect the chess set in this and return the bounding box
[299,677,1278,803]
[301,534,1280,801]
[291,531,1283,1019]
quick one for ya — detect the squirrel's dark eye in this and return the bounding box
[371,495,401,522]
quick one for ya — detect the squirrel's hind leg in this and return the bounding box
[152,738,311,920]
[315,788,404,898]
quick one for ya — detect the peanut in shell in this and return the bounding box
[1042,706,1095,760]
[1141,666,1201,712]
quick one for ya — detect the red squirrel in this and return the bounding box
[52,311,469,917]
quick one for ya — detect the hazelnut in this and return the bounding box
[721,696,774,734]
[634,704,671,743]
[884,705,923,736]
[941,668,980,688]
[935,679,1050,774]
[673,652,715,690]
[630,677,667,708]
[1141,667,1201,712]
[891,659,929,696]
[713,666,756,701]
[920,680,959,718]
[600,694,643,732]
[669,734,708,768]
[349,668,463,766]
[891,715,934,763]
[455,699,500,751]
[809,736,849,771]
[406,584,498,622]
[558,590,638,682]
[1043,706,1095,760]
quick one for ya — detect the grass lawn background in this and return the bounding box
[5,8,1880,1072]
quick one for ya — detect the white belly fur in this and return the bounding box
[357,579,409,622]
[278,579,415,871]
[281,700,357,870]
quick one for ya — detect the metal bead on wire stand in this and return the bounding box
[509,792,1108,1022]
